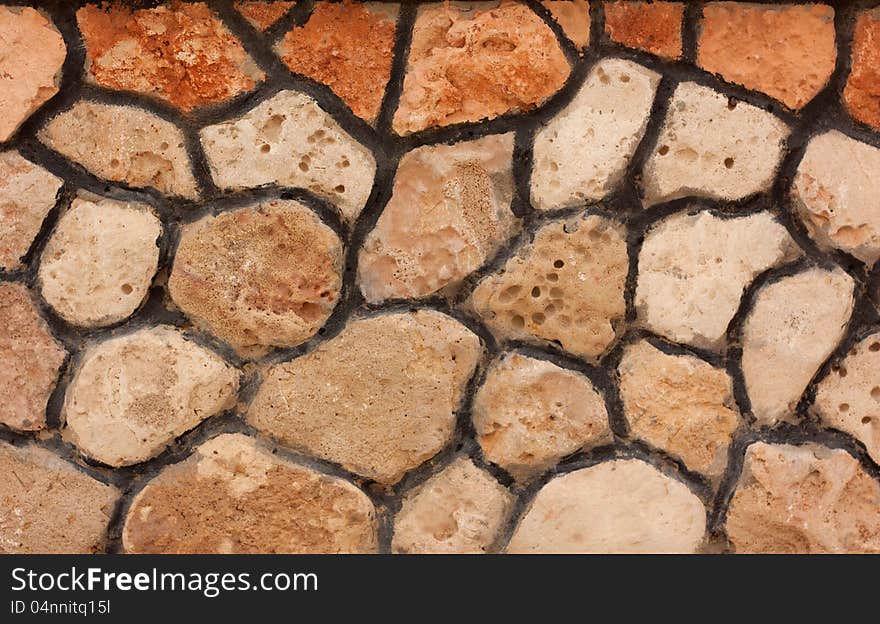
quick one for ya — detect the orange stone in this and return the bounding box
[234,0,294,30]
[604,1,683,60]
[542,0,590,49]
[844,9,880,130]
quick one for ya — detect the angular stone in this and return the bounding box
[541,1,590,49]
[392,458,513,554]
[531,58,660,210]
[62,326,238,467]
[169,199,342,358]
[604,1,683,59]
[359,133,517,302]
[248,310,481,485]
[642,82,789,205]
[742,267,854,425]
[843,9,880,131]
[235,0,294,30]
[200,90,375,221]
[472,352,611,481]
[507,459,705,553]
[123,434,377,554]
[727,442,880,553]
[393,2,570,134]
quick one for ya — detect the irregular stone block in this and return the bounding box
[844,9,880,131]
[604,1,683,59]
[235,0,294,30]
[541,0,590,49]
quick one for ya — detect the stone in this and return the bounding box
[0,152,63,271]
[123,434,377,554]
[468,212,627,360]
[248,310,481,485]
[507,459,705,553]
[77,2,262,112]
[169,199,342,358]
[541,1,590,49]
[726,442,880,553]
[393,1,570,134]
[358,133,518,302]
[0,6,66,142]
[39,101,198,199]
[698,3,836,110]
[0,282,66,432]
[642,82,789,206]
[235,0,294,30]
[635,210,800,350]
[605,1,683,59]
[200,90,375,221]
[392,458,513,554]
[38,197,161,328]
[531,58,660,210]
[742,267,854,425]
[0,442,119,554]
[843,9,880,131]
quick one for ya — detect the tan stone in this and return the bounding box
[541,1,590,49]
[605,1,683,59]
[123,434,377,554]
[235,0,294,30]
[359,134,517,302]
[842,9,880,130]
[248,310,481,485]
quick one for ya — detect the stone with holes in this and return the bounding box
[235,1,294,31]
[541,1,590,50]
[604,1,683,59]
[844,8,880,131]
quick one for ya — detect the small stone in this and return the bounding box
[248,310,481,485]
[200,90,375,221]
[468,212,628,360]
[392,458,513,554]
[507,459,705,553]
[38,197,161,328]
[742,267,854,425]
[393,2,570,134]
[541,1,590,49]
[727,442,880,553]
[531,58,660,210]
[235,0,294,30]
[843,9,880,131]
[169,200,342,358]
[642,82,789,206]
[123,434,377,554]
[604,1,683,59]
[359,133,518,302]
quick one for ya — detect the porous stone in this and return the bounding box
[235,0,294,30]
[531,58,660,210]
[727,442,880,553]
[843,9,880,130]
[507,459,705,553]
[62,326,239,467]
[604,1,683,59]
[472,353,611,481]
[541,1,590,49]
[248,310,481,485]
[123,434,378,554]
[359,133,517,302]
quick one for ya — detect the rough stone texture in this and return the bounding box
[469,213,627,360]
[392,458,513,554]
[0,282,66,432]
[235,0,294,30]
[0,6,66,142]
[698,3,836,110]
[359,133,517,302]
[393,1,570,135]
[604,1,683,60]
[38,197,161,328]
[0,442,119,554]
[727,442,880,554]
[62,326,238,468]
[39,101,198,198]
[531,58,660,210]
[541,1,590,49]
[123,434,378,554]
[642,82,789,205]
[507,459,705,553]
[248,311,481,485]
[843,9,880,131]
[200,90,375,221]
[742,267,854,425]
[636,211,800,350]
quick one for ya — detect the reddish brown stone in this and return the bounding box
[542,0,591,49]
[604,1,683,60]
[234,0,294,30]
[844,9,880,130]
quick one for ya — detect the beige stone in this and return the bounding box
[541,1,590,49]
[248,310,481,485]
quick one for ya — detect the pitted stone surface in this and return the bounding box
[235,0,294,30]
[604,1,683,59]
[844,9,880,131]
[541,1,590,49]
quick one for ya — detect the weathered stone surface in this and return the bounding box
[468,212,627,360]
[200,90,375,221]
[844,9,880,131]
[642,82,789,205]
[636,211,800,349]
[742,267,854,425]
[531,59,659,210]
[605,1,683,59]
[392,458,513,554]
[507,459,705,553]
[541,0,590,49]
[698,3,836,110]
[359,133,517,302]
[235,0,294,30]
[0,442,119,554]
[63,326,238,467]
[472,353,611,481]
[727,442,880,553]
[0,282,65,432]
[393,2,570,134]
[248,311,481,485]
[123,434,377,554]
